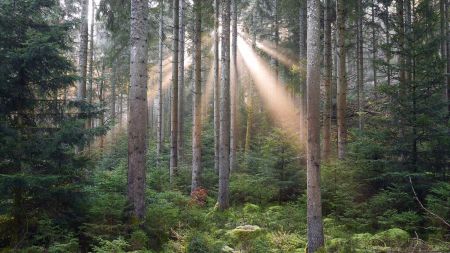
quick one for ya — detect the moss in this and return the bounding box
[373,228,409,248]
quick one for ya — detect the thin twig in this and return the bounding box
[409,176,450,228]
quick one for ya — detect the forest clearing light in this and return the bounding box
[237,36,302,143]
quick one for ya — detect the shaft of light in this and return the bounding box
[237,36,302,144]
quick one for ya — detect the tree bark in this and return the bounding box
[178,0,185,161]
[218,0,231,211]
[272,0,279,84]
[128,0,149,221]
[111,63,116,122]
[397,0,405,92]
[357,0,364,130]
[337,0,347,160]
[244,87,253,155]
[77,0,89,101]
[372,0,377,97]
[306,0,325,251]
[170,0,179,186]
[99,63,105,148]
[383,3,391,87]
[119,91,123,127]
[157,0,164,164]
[322,0,332,161]
[299,0,307,148]
[230,0,238,172]
[87,0,95,128]
[191,0,202,193]
[446,0,450,116]
[213,0,220,174]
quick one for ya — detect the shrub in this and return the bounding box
[230,173,278,205]
[129,230,148,251]
[92,237,128,253]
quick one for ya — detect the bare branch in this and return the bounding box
[409,176,450,228]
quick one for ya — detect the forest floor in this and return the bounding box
[83,130,450,253]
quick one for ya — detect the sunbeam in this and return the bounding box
[201,62,215,121]
[256,40,299,68]
[237,36,302,145]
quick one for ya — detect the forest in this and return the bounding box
[0,0,449,252]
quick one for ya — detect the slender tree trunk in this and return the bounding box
[446,0,450,116]
[99,64,105,148]
[272,0,279,83]
[218,0,231,211]
[87,0,95,129]
[244,88,253,155]
[385,4,391,86]
[157,0,164,164]
[322,0,332,161]
[191,0,202,193]
[357,0,364,130]
[306,0,325,251]
[299,0,307,148]
[111,63,116,122]
[372,0,377,97]
[441,0,449,109]
[119,92,123,127]
[230,0,238,171]
[245,31,256,156]
[170,0,179,186]
[213,0,220,174]
[77,0,88,101]
[178,0,185,161]
[405,0,412,84]
[128,0,149,221]
[397,0,405,92]
[337,0,347,159]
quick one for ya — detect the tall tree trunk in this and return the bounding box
[191,0,202,193]
[111,63,116,122]
[404,0,411,84]
[337,0,347,160]
[87,0,95,128]
[272,0,279,83]
[322,0,332,161]
[440,0,449,110]
[245,29,256,157]
[397,0,405,92]
[306,0,325,251]
[357,0,364,130]
[128,0,149,221]
[299,0,307,148]
[230,0,238,171]
[446,0,450,116]
[119,92,123,127]
[218,0,231,211]
[99,64,105,148]
[372,0,377,97]
[177,0,185,161]
[77,0,88,101]
[244,87,253,155]
[385,3,391,86]
[170,0,179,186]
[213,0,220,174]
[157,0,164,164]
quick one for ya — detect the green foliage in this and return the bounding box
[0,0,97,249]
[230,173,278,204]
[129,230,148,251]
[92,237,129,253]
[186,233,223,253]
